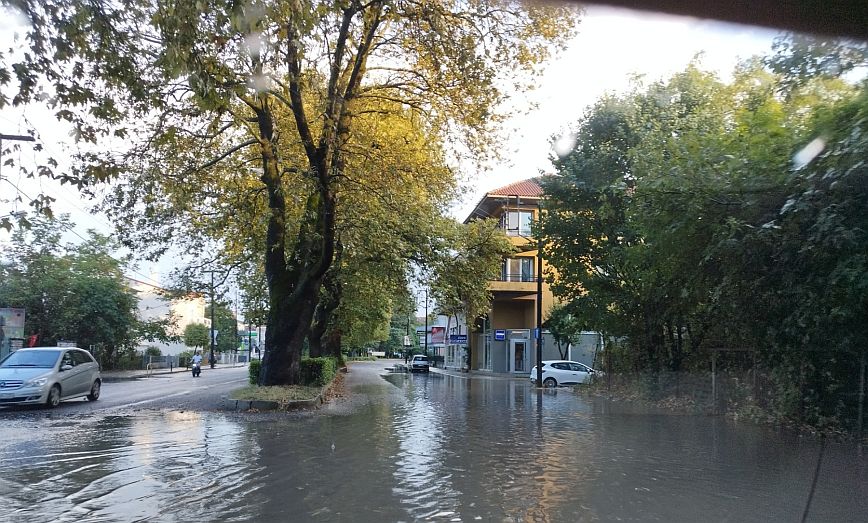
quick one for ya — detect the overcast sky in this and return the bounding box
[453,4,779,220]
[0,4,781,287]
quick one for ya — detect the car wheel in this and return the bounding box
[543,377,557,388]
[87,380,101,401]
[46,385,61,408]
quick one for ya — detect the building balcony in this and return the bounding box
[489,274,538,293]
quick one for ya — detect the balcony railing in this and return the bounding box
[493,274,538,283]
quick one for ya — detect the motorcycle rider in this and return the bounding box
[192,351,203,375]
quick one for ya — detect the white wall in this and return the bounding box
[127,277,210,356]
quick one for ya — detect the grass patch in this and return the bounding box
[230,385,321,403]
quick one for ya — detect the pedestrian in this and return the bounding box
[404,351,409,365]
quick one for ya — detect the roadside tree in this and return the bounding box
[183,323,210,352]
[0,216,160,367]
[2,0,579,385]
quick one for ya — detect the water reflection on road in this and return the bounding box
[0,363,866,522]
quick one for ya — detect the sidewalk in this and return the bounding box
[101,364,246,382]
[429,366,527,381]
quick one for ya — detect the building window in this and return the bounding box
[501,257,534,282]
[501,210,533,236]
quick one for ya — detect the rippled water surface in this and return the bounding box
[1,364,866,522]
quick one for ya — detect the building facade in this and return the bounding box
[126,277,210,356]
[464,178,568,374]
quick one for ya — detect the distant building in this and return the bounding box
[126,277,210,356]
[462,177,601,373]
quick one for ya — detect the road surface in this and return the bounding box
[0,365,249,419]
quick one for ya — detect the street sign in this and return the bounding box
[403,335,411,347]
[449,334,467,344]
[534,328,540,339]
[494,329,506,341]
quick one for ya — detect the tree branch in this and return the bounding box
[193,139,258,172]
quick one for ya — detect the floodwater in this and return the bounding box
[1,363,866,522]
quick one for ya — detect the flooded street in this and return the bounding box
[1,361,866,522]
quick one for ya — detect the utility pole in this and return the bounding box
[203,270,218,369]
[424,288,429,358]
[248,323,254,363]
[536,200,544,387]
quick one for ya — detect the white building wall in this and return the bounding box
[127,277,209,356]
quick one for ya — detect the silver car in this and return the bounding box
[0,347,102,408]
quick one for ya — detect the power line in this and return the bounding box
[2,122,165,289]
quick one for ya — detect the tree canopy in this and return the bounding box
[0,215,170,367]
[539,35,868,428]
[1,0,579,384]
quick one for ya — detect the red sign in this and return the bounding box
[430,326,445,345]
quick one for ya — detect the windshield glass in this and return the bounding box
[0,350,61,369]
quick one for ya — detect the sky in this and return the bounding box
[0,4,782,288]
[453,4,780,220]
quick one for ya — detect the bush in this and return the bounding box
[300,357,337,387]
[249,359,262,385]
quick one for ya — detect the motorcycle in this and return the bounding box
[191,361,201,377]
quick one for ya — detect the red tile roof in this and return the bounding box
[486,178,543,198]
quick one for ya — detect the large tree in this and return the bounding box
[2,0,578,385]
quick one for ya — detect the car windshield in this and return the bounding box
[0,350,61,369]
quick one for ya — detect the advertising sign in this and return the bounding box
[430,326,445,345]
[494,329,506,341]
[449,334,468,344]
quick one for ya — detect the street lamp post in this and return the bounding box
[424,288,429,358]
[203,270,218,369]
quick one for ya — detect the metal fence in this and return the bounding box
[599,354,868,437]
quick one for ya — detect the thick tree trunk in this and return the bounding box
[309,242,343,358]
[255,100,337,385]
[325,328,343,361]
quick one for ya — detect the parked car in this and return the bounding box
[0,347,102,408]
[529,360,600,387]
[409,354,430,373]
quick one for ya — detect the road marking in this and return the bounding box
[108,377,249,408]
[116,389,193,408]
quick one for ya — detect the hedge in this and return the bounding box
[301,357,337,387]
[249,357,336,386]
[248,359,262,384]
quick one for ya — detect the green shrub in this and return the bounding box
[300,357,337,387]
[249,359,262,385]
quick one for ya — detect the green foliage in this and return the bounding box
[183,323,209,350]
[300,357,337,387]
[206,303,239,353]
[248,359,262,385]
[540,38,868,430]
[144,346,162,358]
[431,219,516,322]
[1,0,579,385]
[546,304,584,359]
[0,215,140,367]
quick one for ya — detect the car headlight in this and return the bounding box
[25,376,49,387]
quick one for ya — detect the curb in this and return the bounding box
[226,371,342,412]
[102,365,242,383]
